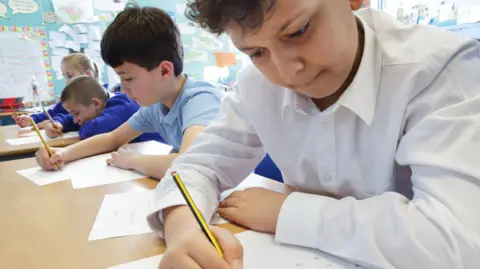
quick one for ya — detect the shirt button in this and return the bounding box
[323,174,332,181]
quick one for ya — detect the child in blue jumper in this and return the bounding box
[12,53,99,129]
[47,75,161,143]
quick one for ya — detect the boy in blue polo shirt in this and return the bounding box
[34,6,222,180]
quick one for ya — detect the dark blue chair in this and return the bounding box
[254,154,283,182]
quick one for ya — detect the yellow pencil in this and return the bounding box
[171,172,224,257]
[28,117,62,171]
[8,103,20,117]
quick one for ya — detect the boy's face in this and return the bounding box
[63,99,102,126]
[61,63,88,85]
[228,0,362,99]
[114,62,171,106]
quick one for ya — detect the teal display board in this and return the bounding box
[0,0,241,98]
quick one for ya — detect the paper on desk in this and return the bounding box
[108,230,360,269]
[89,189,228,241]
[17,167,70,186]
[89,190,156,241]
[67,153,145,189]
[6,131,79,145]
[221,173,289,200]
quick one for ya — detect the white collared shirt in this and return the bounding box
[148,8,480,269]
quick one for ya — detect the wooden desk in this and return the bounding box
[0,125,80,157]
[0,158,245,269]
[0,110,27,117]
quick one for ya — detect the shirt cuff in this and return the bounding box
[147,184,218,239]
[275,192,331,249]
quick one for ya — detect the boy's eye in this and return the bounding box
[287,22,310,39]
[249,48,265,59]
[124,78,133,82]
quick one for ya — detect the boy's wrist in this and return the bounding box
[164,206,200,245]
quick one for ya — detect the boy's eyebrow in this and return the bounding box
[116,71,125,75]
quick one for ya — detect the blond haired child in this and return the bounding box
[12,53,99,129]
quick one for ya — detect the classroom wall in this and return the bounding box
[0,0,244,99]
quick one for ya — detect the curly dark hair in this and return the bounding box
[185,0,276,35]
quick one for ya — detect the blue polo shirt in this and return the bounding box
[127,75,223,151]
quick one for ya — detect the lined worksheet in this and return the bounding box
[89,190,228,241]
[107,231,361,269]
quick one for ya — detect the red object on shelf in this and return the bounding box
[0,97,25,111]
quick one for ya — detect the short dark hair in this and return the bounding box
[186,0,276,35]
[101,6,184,76]
[61,76,108,106]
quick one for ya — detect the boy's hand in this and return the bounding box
[12,115,32,127]
[44,122,63,138]
[106,145,138,170]
[36,120,50,130]
[35,146,66,171]
[218,187,289,233]
[159,226,243,269]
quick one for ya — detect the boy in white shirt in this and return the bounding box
[149,0,480,268]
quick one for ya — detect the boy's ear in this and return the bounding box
[349,0,364,10]
[91,98,103,109]
[85,70,95,78]
[157,61,175,78]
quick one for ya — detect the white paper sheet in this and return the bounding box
[89,189,227,241]
[221,173,290,200]
[75,34,89,44]
[64,40,80,51]
[88,25,102,41]
[17,166,70,186]
[51,47,69,56]
[67,153,145,189]
[50,55,63,71]
[52,0,95,24]
[89,190,156,241]
[89,40,101,51]
[58,25,76,38]
[94,0,127,11]
[49,31,66,47]
[72,24,88,34]
[107,231,360,269]
[6,131,79,146]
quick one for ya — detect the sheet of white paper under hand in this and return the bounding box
[89,190,228,241]
[107,231,361,269]
[16,166,70,186]
[67,153,145,189]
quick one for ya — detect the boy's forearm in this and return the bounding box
[64,133,120,163]
[164,206,200,244]
[131,153,179,179]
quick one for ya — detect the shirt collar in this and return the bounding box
[336,17,382,126]
[163,74,191,125]
[282,16,382,126]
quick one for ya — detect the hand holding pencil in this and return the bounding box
[158,173,244,269]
